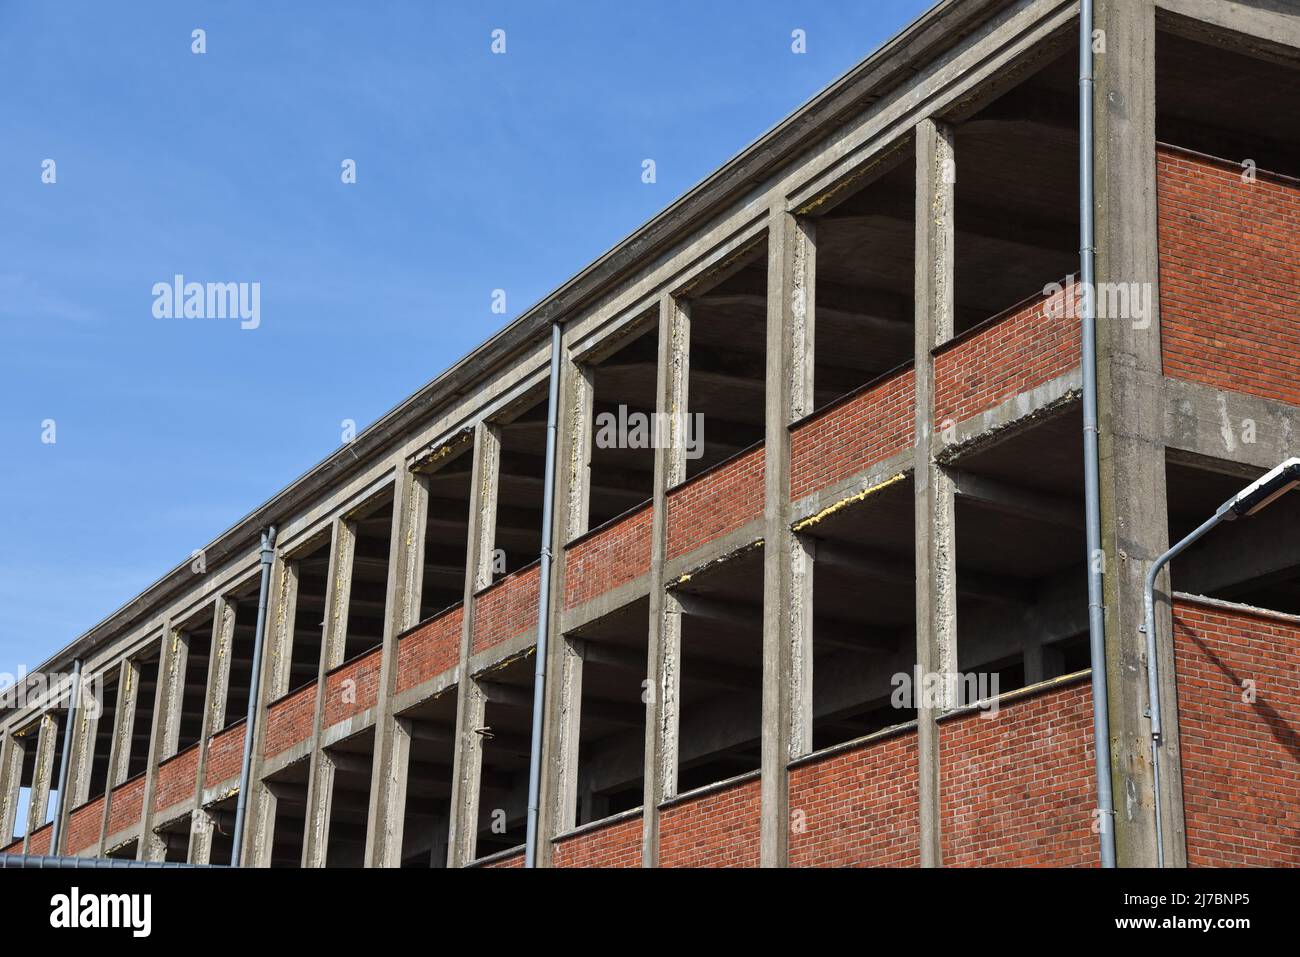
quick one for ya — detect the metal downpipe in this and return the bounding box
[1079,0,1117,868]
[47,657,82,855]
[525,322,563,867]
[230,524,277,866]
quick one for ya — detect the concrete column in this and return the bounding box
[189,595,235,862]
[551,637,586,834]
[265,554,301,701]
[913,117,958,868]
[448,421,501,866]
[365,464,429,866]
[642,294,690,865]
[23,712,59,850]
[64,668,101,817]
[96,658,137,855]
[1094,0,1186,867]
[537,345,589,865]
[141,625,185,860]
[245,542,310,867]
[0,729,26,843]
[760,209,817,867]
[301,516,357,867]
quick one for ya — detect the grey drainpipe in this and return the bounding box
[230,524,277,866]
[47,657,82,855]
[1079,0,1118,868]
[524,322,563,867]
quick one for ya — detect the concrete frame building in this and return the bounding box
[3,0,1298,868]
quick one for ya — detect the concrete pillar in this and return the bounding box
[537,345,590,865]
[913,117,958,868]
[63,668,101,820]
[365,464,429,866]
[1094,0,1186,867]
[141,625,185,860]
[448,421,500,865]
[96,656,139,854]
[642,294,690,865]
[760,209,817,867]
[0,727,28,844]
[265,554,301,701]
[301,516,357,867]
[205,597,238,734]
[551,636,586,834]
[23,712,59,850]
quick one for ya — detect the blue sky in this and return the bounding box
[0,0,932,673]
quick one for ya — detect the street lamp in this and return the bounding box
[1143,457,1300,866]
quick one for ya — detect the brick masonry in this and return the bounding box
[789,731,920,867]
[667,446,764,559]
[64,793,106,855]
[791,365,915,501]
[658,777,761,867]
[1173,597,1300,866]
[1159,147,1300,407]
[322,648,381,729]
[472,563,540,655]
[106,773,146,838]
[552,814,643,867]
[263,682,319,759]
[563,503,652,609]
[939,680,1096,867]
[153,744,199,814]
[203,724,246,789]
[934,290,1080,428]
[397,605,463,693]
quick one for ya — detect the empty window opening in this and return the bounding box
[811,149,916,410]
[175,612,213,753]
[804,475,918,751]
[343,496,394,662]
[474,658,533,858]
[568,597,649,828]
[1165,457,1300,615]
[584,314,659,530]
[284,535,331,694]
[324,728,375,868]
[155,815,191,863]
[85,672,119,801]
[492,393,549,580]
[952,408,1087,700]
[398,690,457,867]
[106,838,138,860]
[204,797,236,864]
[673,548,763,794]
[126,654,160,778]
[265,759,310,868]
[682,247,768,480]
[953,47,1080,334]
[418,446,473,621]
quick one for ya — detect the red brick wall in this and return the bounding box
[940,680,1095,867]
[667,447,764,560]
[552,814,643,867]
[106,774,146,837]
[0,837,20,854]
[153,745,198,813]
[484,850,524,868]
[65,794,106,855]
[322,648,381,728]
[472,564,540,655]
[1173,598,1300,866]
[263,682,318,759]
[26,823,51,855]
[658,777,760,867]
[203,724,246,788]
[1159,148,1300,406]
[934,290,1080,428]
[397,605,463,692]
[791,366,914,501]
[563,504,652,609]
[789,731,919,867]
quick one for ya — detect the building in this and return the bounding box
[2,0,1298,869]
